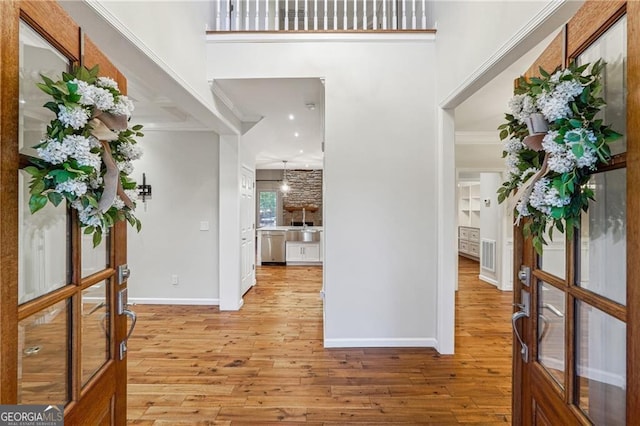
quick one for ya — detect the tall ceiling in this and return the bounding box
[213,78,325,170]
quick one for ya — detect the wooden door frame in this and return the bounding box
[0,1,130,423]
[512,0,639,423]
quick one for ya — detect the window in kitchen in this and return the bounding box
[258,191,277,227]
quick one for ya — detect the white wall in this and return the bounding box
[433,0,583,104]
[127,131,220,304]
[85,0,213,108]
[479,172,502,287]
[207,39,439,347]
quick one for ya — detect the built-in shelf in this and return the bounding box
[458,182,480,260]
[458,183,480,228]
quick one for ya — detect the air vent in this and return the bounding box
[481,239,496,272]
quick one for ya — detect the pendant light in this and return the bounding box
[280,160,290,194]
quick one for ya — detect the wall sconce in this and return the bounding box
[138,173,152,202]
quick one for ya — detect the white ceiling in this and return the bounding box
[214,78,325,170]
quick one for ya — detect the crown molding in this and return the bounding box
[455,131,500,145]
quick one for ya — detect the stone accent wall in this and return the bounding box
[283,170,323,225]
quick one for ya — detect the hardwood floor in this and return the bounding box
[127,257,513,425]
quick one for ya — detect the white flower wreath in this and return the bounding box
[25,65,143,246]
[497,60,622,253]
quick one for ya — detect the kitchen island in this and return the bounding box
[257,226,323,266]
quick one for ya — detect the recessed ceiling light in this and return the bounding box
[305,164,310,168]
[299,149,304,153]
[294,132,299,137]
[288,114,295,120]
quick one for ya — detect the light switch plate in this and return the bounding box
[200,221,210,231]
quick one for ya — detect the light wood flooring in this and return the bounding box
[127,257,513,425]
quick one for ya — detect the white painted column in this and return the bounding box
[324,0,328,30]
[411,0,417,29]
[401,0,406,29]
[234,0,240,30]
[244,0,250,30]
[216,0,221,30]
[342,0,347,30]
[436,108,456,354]
[255,0,259,30]
[333,0,338,30]
[382,0,387,30]
[314,0,318,30]
[285,0,289,30]
[219,135,243,311]
[392,0,397,30]
[363,0,367,30]
[372,0,377,29]
[353,0,357,30]
[304,0,308,30]
[275,0,280,30]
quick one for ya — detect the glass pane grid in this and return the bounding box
[574,300,626,425]
[577,170,626,306]
[537,281,566,390]
[81,280,111,386]
[18,299,70,405]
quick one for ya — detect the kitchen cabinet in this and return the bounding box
[286,242,321,264]
[459,226,480,261]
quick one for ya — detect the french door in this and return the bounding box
[0,2,133,423]
[512,1,639,424]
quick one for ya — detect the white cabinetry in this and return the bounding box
[459,226,480,260]
[458,183,480,228]
[286,242,321,264]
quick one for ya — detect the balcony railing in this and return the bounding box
[209,0,433,32]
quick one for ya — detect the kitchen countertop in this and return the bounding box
[257,226,323,231]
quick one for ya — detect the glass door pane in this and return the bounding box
[19,21,70,156]
[575,301,626,425]
[81,281,110,385]
[577,169,626,305]
[576,16,627,155]
[18,300,70,404]
[18,20,71,305]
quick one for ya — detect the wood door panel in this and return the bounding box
[20,1,80,62]
[0,1,129,422]
[627,1,640,420]
[525,31,564,78]
[566,0,626,58]
[531,366,582,426]
[514,1,635,424]
[64,361,116,425]
[0,0,21,403]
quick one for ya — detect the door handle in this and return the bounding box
[123,308,137,341]
[512,310,529,362]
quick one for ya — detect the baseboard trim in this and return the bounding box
[324,337,437,348]
[129,297,219,306]
[479,274,499,287]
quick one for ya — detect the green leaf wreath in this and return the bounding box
[26,65,144,246]
[497,60,622,254]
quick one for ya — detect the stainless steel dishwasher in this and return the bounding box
[260,231,286,264]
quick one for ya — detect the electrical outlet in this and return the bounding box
[171,274,179,286]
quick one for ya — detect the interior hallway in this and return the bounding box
[126,257,513,424]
